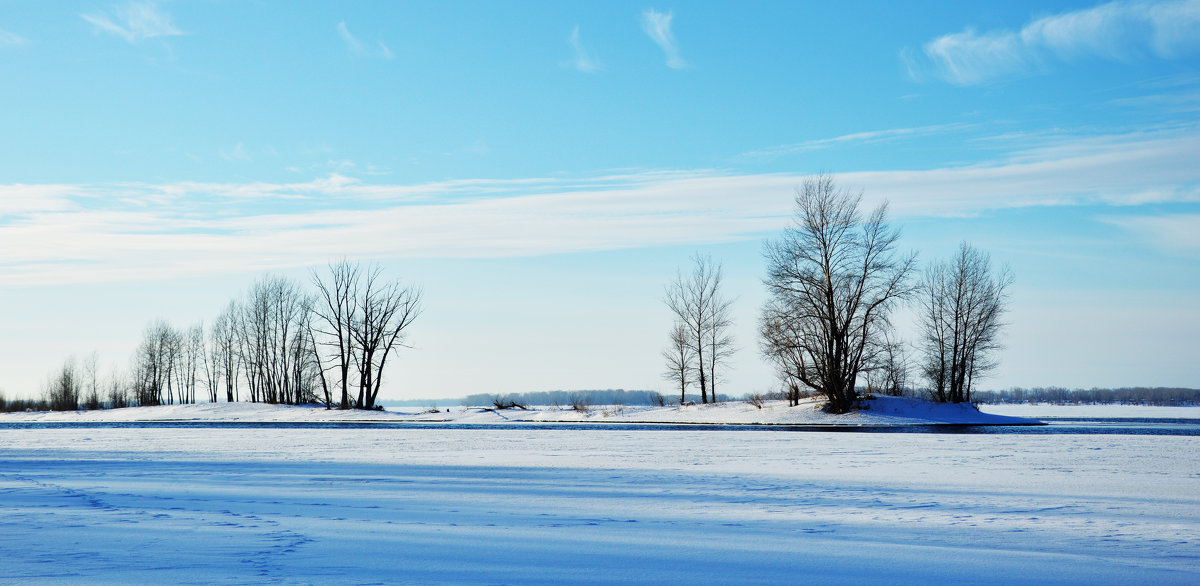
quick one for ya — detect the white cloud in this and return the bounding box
[337,21,393,59]
[1102,214,1200,255]
[640,9,685,69]
[740,123,975,160]
[911,0,1200,85]
[82,1,182,44]
[0,28,27,46]
[2,127,1198,285]
[567,26,600,72]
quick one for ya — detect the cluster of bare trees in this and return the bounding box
[918,243,1012,404]
[662,254,736,404]
[37,261,421,412]
[36,352,125,412]
[132,320,208,406]
[756,175,1011,413]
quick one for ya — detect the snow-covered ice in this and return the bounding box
[1,404,1197,584]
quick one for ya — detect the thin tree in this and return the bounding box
[761,175,916,413]
[662,321,694,404]
[211,302,241,402]
[864,329,909,397]
[311,260,360,409]
[704,270,736,403]
[665,254,731,404]
[350,266,422,410]
[135,320,177,406]
[82,351,101,410]
[45,357,81,411]
[919,242,1012,403]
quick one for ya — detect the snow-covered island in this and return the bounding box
[0,395,1038,426]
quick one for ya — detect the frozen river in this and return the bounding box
[2,426,1198,583]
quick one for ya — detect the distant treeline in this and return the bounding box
[974,387,1200,406]
[462,389,732,407]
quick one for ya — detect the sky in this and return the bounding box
[1,0,1198,401]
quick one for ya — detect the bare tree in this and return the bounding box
[705,274,736,403]
[864,330,910,397]
[661,321,694,404]
[302,296,334,409]
[919,242,1012,404]
[759,299,810,406]
[212,301,240,402]
[311,260,360,409]
[350,266,422,410]
[237,276,311,405]
[45,357,81,411]
[135,320,177,406]
[106,368,131,409]
[665,254,733,404]
[174,323,205,405]
[82,351,101,410]
[761,175,916,413]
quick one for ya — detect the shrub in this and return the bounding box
[747,394,766,409]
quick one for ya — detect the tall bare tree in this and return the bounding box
[82,351,101,410]
[761,175,916,413]
[705,278,736,403]
[135,319,177,406]
[665,254,733,404]
[311,261,422,410]
[351,266,422,410]
[174,323,205,405]
[212,301,240,402]
[311,260,360,409]
[919,242,1012,404]
[661,321,694,404]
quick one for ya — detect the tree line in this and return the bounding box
[16,261,420,412]
[666,175,1013,413]
[974,387,1200,406]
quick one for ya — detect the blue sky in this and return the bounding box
[1,1,1198,399]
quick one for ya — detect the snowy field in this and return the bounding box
[2,405,1198,584]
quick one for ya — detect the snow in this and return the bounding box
[2,401,1197,583]
[0,395,1037,426]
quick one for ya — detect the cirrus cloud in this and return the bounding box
[907,0,1200,85]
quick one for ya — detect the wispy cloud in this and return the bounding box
[1102,214,1200,255]
[0,28,27,46]
[219,142,252,163]
[81,1,182,44]
[641,9,685,69]
[740,123,975,160]
[908,0,1200,85]
[337,21,394,59]
[3,127,1198,285]
[567,26,600,72]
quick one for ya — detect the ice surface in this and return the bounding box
[1,423,1197,584]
